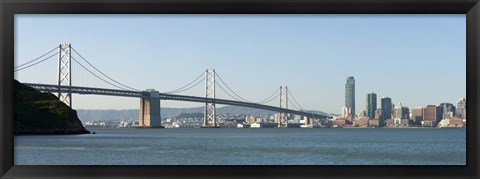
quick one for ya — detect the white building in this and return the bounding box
[438,119,450,128]
[250,123,261,128]
[342,106,350,118]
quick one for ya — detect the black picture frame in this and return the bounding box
[1,0,479,178]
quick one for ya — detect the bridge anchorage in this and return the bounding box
[17,43,331,129]
[139,89,163,128]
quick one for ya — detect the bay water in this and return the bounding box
[14,127,466,165]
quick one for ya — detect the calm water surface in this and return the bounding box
[14,127,466,165]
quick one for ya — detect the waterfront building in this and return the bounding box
[293,115,301,123]
[439,103,456,119]
[245,115,256,124]
[358,110,367,118]
[437,119,450,128]
[354,117,369,127]
[346,114,353,123]
[437,117,464,128]
[385,119,394,127]
[393,118,410,128]
[368,119,381,127]
[366,93,377,119]
[456,97,466,119]
[394,103,403,120]
[423,105,443,127]
[374,108,382,120]
[250,123,261,128]
[401,106,410,119]
[345,76,355,118]
[333,118,347,127]
[341,106,350,118]
[256,117,264,123]
[274,114,280,123]
[448,117,465,128]
[411,107,424,126]
[381,97,392,122]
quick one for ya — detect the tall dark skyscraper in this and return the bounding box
[366,93,377,119]
[345,76,355,117]
[456,97,466,119]
[381,97,392,121]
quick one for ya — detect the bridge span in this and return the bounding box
[24,83,330,120]
[17,43,331,128]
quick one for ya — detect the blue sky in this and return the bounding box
[14,15,466,114]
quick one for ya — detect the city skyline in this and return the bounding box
[15,14,466,113]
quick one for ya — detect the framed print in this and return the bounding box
[1,0,479,178]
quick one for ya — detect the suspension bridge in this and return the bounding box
[15,43,330,128]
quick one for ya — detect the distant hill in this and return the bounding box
[14,80,90,135]
[303,110,336,117]
[76,106,331,122]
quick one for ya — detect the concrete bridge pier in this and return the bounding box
[139,89,163,128]
[306,116,313,125]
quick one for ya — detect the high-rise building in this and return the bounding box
[345,76,355,117]
[366,93,377,119]
[401,106,410,119]
[439,103,456,119]
[393,103,409,119]
[456,97,466,119]
[381,97,392,122]
[423,105,443,127]
[411,107,424,125]
[394,103,403,119]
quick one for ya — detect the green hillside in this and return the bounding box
[14,80,90,135]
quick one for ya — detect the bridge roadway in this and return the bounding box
[24,83,330,119]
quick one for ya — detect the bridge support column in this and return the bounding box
[307,116,313,125]
[278,86,288,128]
[138,90,163,128]
[57,43,72,107]
[202,69,218,128]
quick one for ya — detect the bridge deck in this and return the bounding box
[23,83,330,119]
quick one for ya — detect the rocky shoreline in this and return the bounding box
[14,80,90,135]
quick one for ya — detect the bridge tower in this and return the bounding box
[57,43,72,107]
[278,86,288,128]
[202,69,218,128]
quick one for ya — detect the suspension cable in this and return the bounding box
[15,46,58,69]
[216,82,245,102]
[164,78,205,94]
[164,71,205,93]
[287,88,304,110]
[214,72,250,102]
[259,93,280,105]
[256,88,280,104]
[14,52,59,72]
[71,48,140,91]
[287,97,302,110]
[72,57,133,91]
